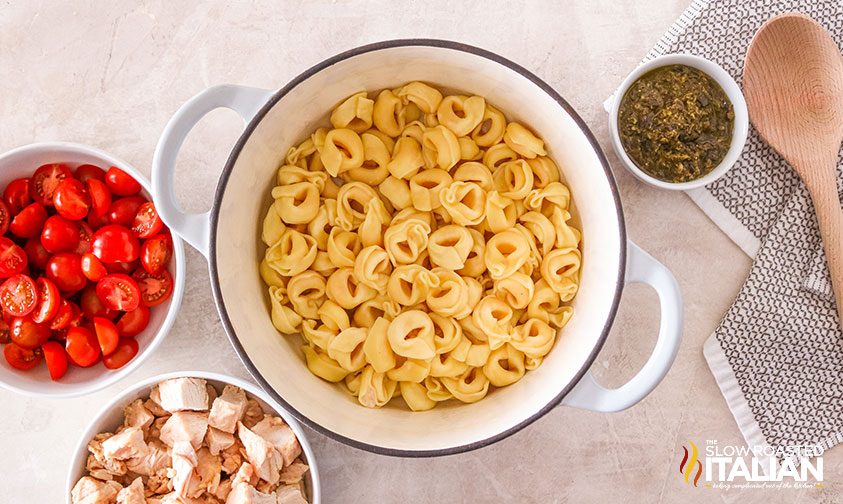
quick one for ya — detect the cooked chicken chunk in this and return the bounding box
[206,426,236,455]
[251,416,301,466]
[241,399,264,429]
[116,477,145,504]
[191,447,223,497]
[225,482,277,504]
[208,385,248,434]
[157,377,210,412]
[276,485,308,504]
[279,459,309,485]
[126,439,171,476]
[232,462,259,487]
[214,479,233,501]
[237,422,283,484]
[102,427,148,460]
[123,399,154,431]
[170,441,199,498]
[71,476,122,504]
[161,411,209,449]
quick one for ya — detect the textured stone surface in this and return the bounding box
[0,1,840,502]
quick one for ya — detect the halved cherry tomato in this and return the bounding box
[132,202,163,239]
[41,215,79,254]
[10,317,51,349]
[31,277,60,324]
[86,179,111,219]
[103,338,138,369]
[4,178,31,215]
[31,163,72,206]
[140,234,172,275]
[93,317,119,355]
[45,253,87,292]
[75,164,105,183]
[65,326,99,367]
[80,253,107,282]
[3,342,41,370]
[105,167,141,197]
[80,285,117,320]
[96,274,141,312]
[107,196,146,227]
[74,222,93,255]
[53,178,90,220]
[116,305,150,337]
[41,341,68,380]
[133,269,173,307]
[24,237,51,270]
[0,274,37,316]
[0,238,28,278]
[91,225,139,263]
[10,202,47,238]
[49,299,75,330]
[0,200,10,236]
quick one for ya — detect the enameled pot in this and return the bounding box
[151,40,683,456]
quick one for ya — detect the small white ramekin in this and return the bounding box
[608,54,749,190]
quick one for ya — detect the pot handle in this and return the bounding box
[561,240,683,412]
[152,84,274,258]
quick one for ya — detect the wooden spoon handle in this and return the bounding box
[805,169,843,329]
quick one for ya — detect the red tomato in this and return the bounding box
[65,326,100,367]
[0,274,37,316]
[3,178,31,215]
[24,238,51,270]
[53,178,90,220]
[10,317,51,349]
[75,164,105,183]
[86,179,111,219]
[133,269,173,307]
[41,215,80,254]
[87,210,109,230]
[96,274,141,312]
[91,225,139,263]
[0,238,28,278]
[140,234,172,275]
[131,202,163,239]
[31,277,60,324]
[45,253,87,293]
[106,260,138,274]
[80,285,117,320]
[107,196,146,227]
[0,200,10,236]
[49,299,76,331]
[74,222,93,255]
[93,317,119,355]
[0,319,9,344]
[80,253,107,282]
[103,338,138,369]
[31,163,72,206]
[41,341,68,380]
[3,342,41,370]
[105,167,142,197]
[10,202,48,238]
[116,305,150,337]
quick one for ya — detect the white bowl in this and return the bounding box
[0,142,185,397]
[608,54,749,190]
[66,371,321,503]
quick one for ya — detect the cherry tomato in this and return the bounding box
[45,253,87,293]
[0,238,28,278]
[53,178,90,220]
[91,225,139,263]
[49,299,75,331]
[3,342,42,370]
[131,202,163,239]
[133,269,173,307]
[107,196,146,227]
[116,305,150,337]
[4,178,31,215]
[74,222,93,255]
[75,164,105,183]
[80,285,117,320]
[105,167,141,197]
[140,234,172,275]
[41,341,68,380]
[41,215,79,254]
[10,317,51,349]
[24,238,51,270]
[31,163,72,206]
[30,277,60,324]
[87,209,109,230]
[103,338,138,369]
[65,326,100,367]
[96,274,141,312]
[86,179,111,219]
[0,319,9,344]
[10,202,48,238]
[0,200,10,236]
[80,253,107,282]
[105,260,138,275]
[0,274,37,316]
[93,317,119,355]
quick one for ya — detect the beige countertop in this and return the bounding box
[0,1,840,502]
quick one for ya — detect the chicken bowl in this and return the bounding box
[66,371,321,503]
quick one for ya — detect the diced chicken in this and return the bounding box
[88,434,127,476]
[251,417,301,466]
[190,447,222,497]
[158,377,210,412]
[237,422,283,484]
[232,462,258,487]
[116,477,145,504]
[71,476,122,504]
[278,459,309,485]
[149,415,170,440]
[241,400,264,429]
[161,411,209,449]
[208,385,247,434]
[207,383,219,403]
[170,441,199,498]
[220,443,243,475]
[214,479,233,501]
[206,427,236,455]
[276,485,308,504]
[123,399,155,431]
[102,427,148,460]
[145,396,169,417]
[225,482,277,504]
[126,439,171,476]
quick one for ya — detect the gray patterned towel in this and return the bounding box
[614,0,843,457]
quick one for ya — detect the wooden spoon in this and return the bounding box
[744,13,843,327]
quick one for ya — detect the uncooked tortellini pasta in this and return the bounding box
[260,83,581,411]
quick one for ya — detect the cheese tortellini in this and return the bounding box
[260,83,582,411]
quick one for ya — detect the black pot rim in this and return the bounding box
[208,38,627,458]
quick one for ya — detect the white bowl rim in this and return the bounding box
[0,141,186,398]
[65,370,322,503]
[608,53,750,190]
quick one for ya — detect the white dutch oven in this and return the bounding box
[152,40,683,456]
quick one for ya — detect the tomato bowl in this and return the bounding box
[0,142,185,397]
